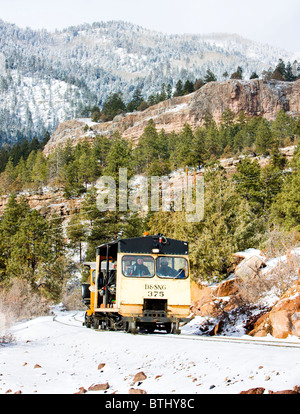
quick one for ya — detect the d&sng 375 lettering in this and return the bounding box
[145,284,166,298]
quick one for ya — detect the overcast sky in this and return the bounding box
[0,0,299,52]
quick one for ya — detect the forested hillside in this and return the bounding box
[0,106,299,300]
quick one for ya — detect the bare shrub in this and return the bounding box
[61,284,85,311]
[265,254,300,296]
[0,291,15,344]
[262,228,300,261]
[237,253,300,305]
[0,279,50,323]
[236,274,273,305]
[0,330,15,345]
[234,229,300,306]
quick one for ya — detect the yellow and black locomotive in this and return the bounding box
[81,234,191,334]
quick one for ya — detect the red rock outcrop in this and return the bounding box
[43,79,300,156]
[249,280,300,339]
[0,190,82,218]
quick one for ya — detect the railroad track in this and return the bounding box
[157,333,300,349]
[52,311,300,349]
[52,312,85,328]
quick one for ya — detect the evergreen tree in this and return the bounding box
[0,199,67,299]
[102,92,126,120]
[104,136,133,179]
[66,214,87,263]
[204,69,217,83]
[271,59,286,81]
[255,118,273,155]
[271,148,300,231]
[271,109,295,146]
[183,80,194,95]
[133,119,160,173]
[170,123,195,167]
[173,80,183,97]
[233,158,264,214]
[191,127,206,168]
[261,151,285,212]
[126,87,144,112]
[285,62,296,81]
[230,66,243,80]
[81,186,100,225]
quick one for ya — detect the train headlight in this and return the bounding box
[152,248,160,253]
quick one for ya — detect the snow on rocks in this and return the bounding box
[249,280,300,338]
[190,246,300,339]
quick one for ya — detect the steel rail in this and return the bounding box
[52,312,300,349]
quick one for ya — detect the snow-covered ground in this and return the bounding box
[1,307,299,395]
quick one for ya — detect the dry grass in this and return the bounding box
[262,229,300,262]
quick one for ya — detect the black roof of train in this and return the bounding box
[97,234,188,255]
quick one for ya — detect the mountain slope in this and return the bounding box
[44,78,300,155]
[0,19,298,147]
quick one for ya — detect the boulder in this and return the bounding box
[240,387,265,394]
[133,371,147,383]
[234,256,266,280]
[213,278,240,297]
[249,280,300,338]
[88,383,110,391]
[74,387,87,394]
[191,279,241,318]
[129,388,147,394]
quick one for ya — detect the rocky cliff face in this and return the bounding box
[0,190,82,219]
[44,79,300,155]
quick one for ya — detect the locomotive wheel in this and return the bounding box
[125,320,138,334]
[92,317,100,329]
[166,322,181,334]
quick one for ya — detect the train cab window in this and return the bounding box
[157,256,189,279]
[122,255,155,278]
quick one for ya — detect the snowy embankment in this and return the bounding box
[0,307,299,395]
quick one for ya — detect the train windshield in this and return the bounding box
[157,256,189,279]
[122,255,155,278]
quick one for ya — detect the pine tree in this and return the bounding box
[204,69,217,83]
[285,62,296,81]
[233,158,264,214]
[271,148,300,231]
[104,136,132,179]
[6,209,50,287]
[133,119,160,173]
[126,87,144,112]
[230,66,243,80]
[271,59,286,81]
[171,123,195,167]
[271,109,295,146]
[66,214,87,263]
[173,80,183,97]
[102,92,126,120]
[255,118,273,155]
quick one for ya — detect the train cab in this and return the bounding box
[82,234,191,334]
